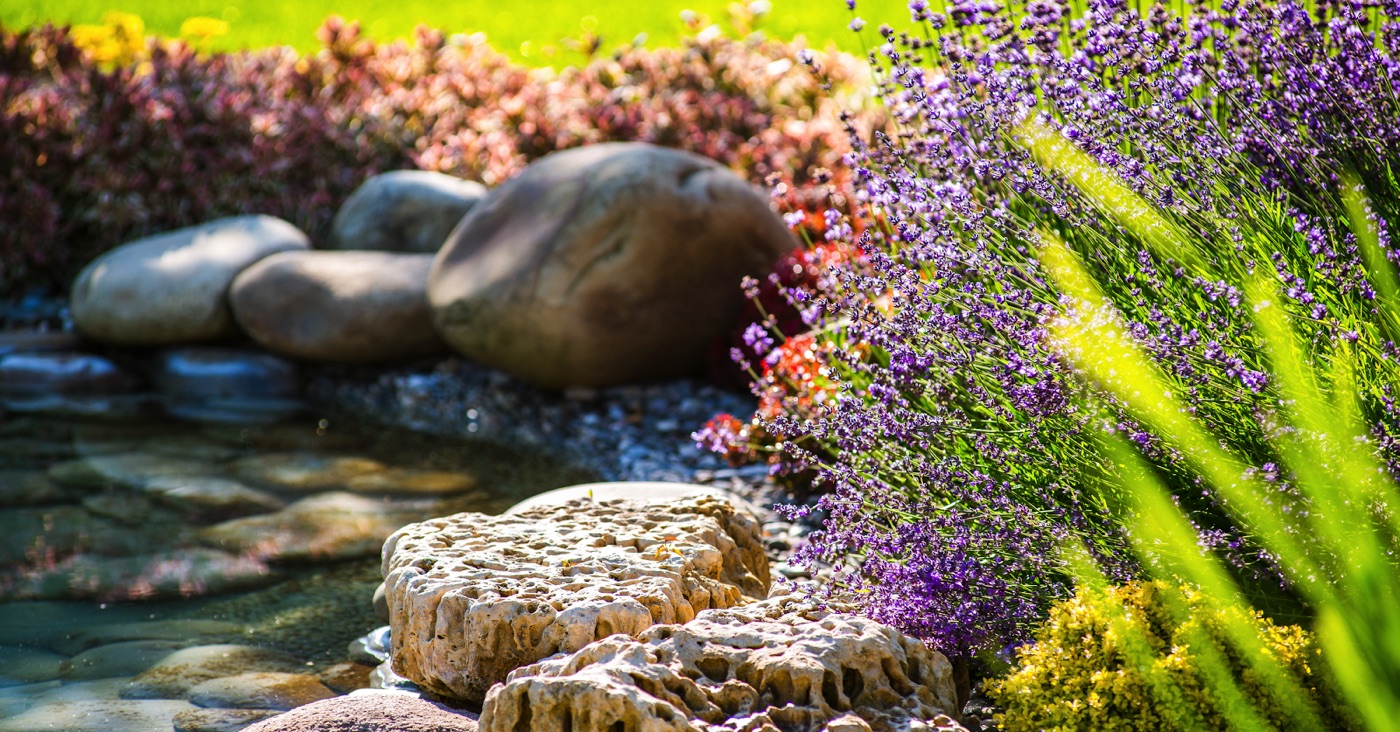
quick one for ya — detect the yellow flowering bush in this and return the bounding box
[179,16,229,39]
[989,581,1355,731]
[69,10,147,67]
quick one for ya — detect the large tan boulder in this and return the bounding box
[481,596,963,732]
[427,143,795,389]
[230,251,447,363]
[328,170,487,254]
[381,495,769,704]
[71,215,310,346]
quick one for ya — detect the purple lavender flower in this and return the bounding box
[747,0,1400,657]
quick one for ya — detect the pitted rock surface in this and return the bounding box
[382,495,768,703]
[480,596,964,732]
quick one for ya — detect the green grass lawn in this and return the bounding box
[2,0,912,65]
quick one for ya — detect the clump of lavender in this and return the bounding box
[716,0,1400,659]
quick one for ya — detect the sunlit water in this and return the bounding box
[0,410,596,727]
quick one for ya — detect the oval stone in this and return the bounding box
[328,170,487,254]
[427,143,795,389]
[71,216,310,346]
[229,251,446,363]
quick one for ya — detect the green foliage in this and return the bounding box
[990,581,1355,732]
[3,0,914,66]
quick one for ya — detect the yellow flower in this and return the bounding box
[180,17,230,40]
[71,12,146,68]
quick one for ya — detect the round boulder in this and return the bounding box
[427,143,795,389]
[230,251,446,363]
[71,215,310,346]
[328,170,488,254]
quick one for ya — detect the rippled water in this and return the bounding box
[0,410,596,726]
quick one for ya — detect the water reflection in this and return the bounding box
[0,410,596,710]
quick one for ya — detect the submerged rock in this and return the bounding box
[48,452,210,490]
[0,645,66,686]
[427,142,795,389]
[0,699,199,732]
[0,352,138,395]
[151,347,305,423]
[52,620,243,657]
[59,640,185,681]
[5,548,276,602]
[200,492,434,562]
[187,671,337,711]
[120,644,306,700]
[172,707,283,732]
[381,494,768,703]
[71,215,310,346]
[142,477,285,523]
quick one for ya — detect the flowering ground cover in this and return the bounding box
[5,0,913,64]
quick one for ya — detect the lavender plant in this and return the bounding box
[721,0,1400,661]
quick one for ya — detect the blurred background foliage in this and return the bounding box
[1,0,912,65]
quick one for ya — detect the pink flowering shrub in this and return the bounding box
[0,19,867,291]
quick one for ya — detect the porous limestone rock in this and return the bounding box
[504,482,761,519]
[480,596,964,732]
[230,251,447,362]
[382,495,769,704]
[427,142,795,389]
[328,170,487,254]
[240,692,480,732]
[71,215,310,345]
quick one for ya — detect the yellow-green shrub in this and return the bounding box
[989,581,1354,731]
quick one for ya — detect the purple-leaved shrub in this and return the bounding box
[706,0,1400,660]
[0,19,868,291]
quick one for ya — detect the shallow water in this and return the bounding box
[0,409,596,726]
